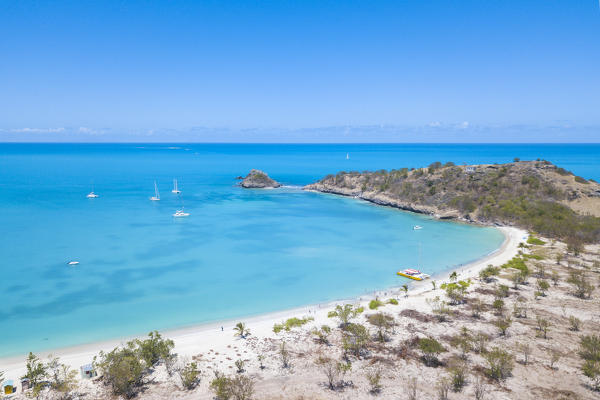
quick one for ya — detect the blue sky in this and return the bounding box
[1,0,599,142]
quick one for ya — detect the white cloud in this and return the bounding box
[459,121,469,129]
[10,127,65,133]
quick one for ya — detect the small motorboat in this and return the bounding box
[397,268,430,281]
[67,261,80,266]
[86,192,99,198]
[413,225,423,230]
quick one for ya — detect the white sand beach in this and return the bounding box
[0,226,525,389]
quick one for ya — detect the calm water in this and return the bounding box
[0,143,598,357]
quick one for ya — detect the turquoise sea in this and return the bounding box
[1,143,598,358]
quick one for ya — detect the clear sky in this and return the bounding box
[1,0,599,142]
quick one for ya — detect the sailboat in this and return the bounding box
[86,183,99,198]
[346,153,350,160]
[173,206,190,217]
[150,181,160,201]
[172,179,181,194]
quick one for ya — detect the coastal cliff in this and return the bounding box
[240,169,281,188]
[305,160,600,244]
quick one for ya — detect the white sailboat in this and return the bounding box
[173,207,190,217]
[172,179,181,194]
[86,183,99,198]
[150,181,160,201]
[346,153,350,160]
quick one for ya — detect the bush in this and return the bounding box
[136,331,174,367]
[579,335,600,391]
[527,236,546,245]
[179,361,200,389]
[479,265,500,282]
[95,342,146,398]
[493,315,512,336]
[448,361,467,392]
[484,347,514,380]
[328,304,362,328]
[568,271,595,299]
[342,323,370,357]
[367,313,395,342]
[366,368,383,394]
[387,298,398,305]
[369,299,384,310]
[274,316,314,333]
[569,316,582,331]
[210,372,255,400]
[311,325,332,344]
[418,337,445,366]
[21,352,47,395]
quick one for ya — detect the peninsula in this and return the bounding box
[305,160,600,247]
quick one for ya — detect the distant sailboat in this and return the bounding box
[173,207,190,217]
[150,181,160,201]
[172,179,181,194]
[346,153,350,160]
[86,183,99,198]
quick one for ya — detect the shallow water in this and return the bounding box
[0,143,597,357]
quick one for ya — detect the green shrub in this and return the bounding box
[369,299,384,310]
[179,361,200,389]
[95,342,146,398]
[484,347,514,380]
[579,335,600,390]
[136,331,174,367]
[418,337,445,366]
[387,298,398,305]
[527,236,546,245]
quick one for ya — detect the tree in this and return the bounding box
[136,330,174,368]
[46,355,78,395]
[579,335,600,390]
[493,315,512,336]
[21,352,47,396]
[233,322,250,339]
[473,375,487,400]
[548,348,561,369]
[551,271,560,286]
[366,368,383,394]
[328,304,361,328]
[536,279,550,296]
[567,271,594,299]
[436,375,451,400]
[407,377,418,400]
[449,271,458,282]
[484,347,514,381]
[402,284,409,297]
[178,361,200,389]
[209,371,231,400]
[367,313,395,342]
[569,315,582,331]
[448,361,467,392]
[518,343,532,365]
[229,375,255,400]
[95,342,145,398]
[235,359,245,373]
[316,356,341,390]
[311,325,332,345]
[536,315,550,339]
[342,323,370,357]
[279,342,291,368]
[419,337,445,366]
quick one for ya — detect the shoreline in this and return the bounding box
[0,225,525,382]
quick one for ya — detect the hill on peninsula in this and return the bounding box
[305,160,600,246]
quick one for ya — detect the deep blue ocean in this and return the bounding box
[0,143,598,357]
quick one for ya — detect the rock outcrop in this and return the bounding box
[240,169,281,188]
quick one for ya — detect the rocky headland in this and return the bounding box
[304,160,600,245]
